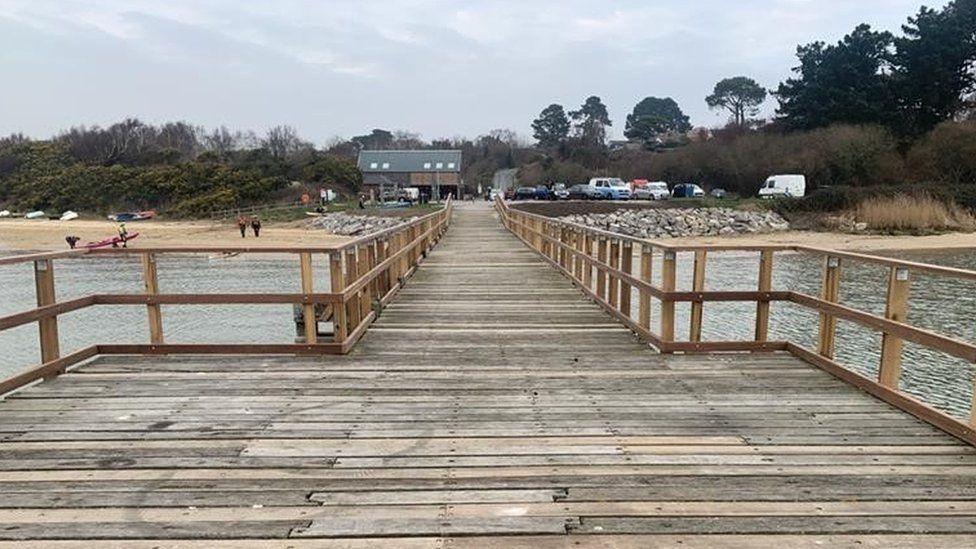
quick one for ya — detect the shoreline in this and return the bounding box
[1,218,974,255]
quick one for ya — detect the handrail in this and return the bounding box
[0,198,454,395]
[494,197,976,445]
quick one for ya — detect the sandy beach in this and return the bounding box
[681,229,976,251]
[1,216,975,254]
[0,218,350,252]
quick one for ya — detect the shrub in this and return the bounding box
[907,120,976,185]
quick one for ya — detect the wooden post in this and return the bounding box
[299,252,317,344]
[971,375,976,428]
[358,245,372,320]
[638,245,653,329]
[817,256,842,358]
[33,259,60,364]
[583,235,593,290]
[608,240,620,309]
[573,230,583,282]
[688,250,707,343]
[755,250,773,343]
[376,239,389,296]
[329,252,348,343]
[620,242,633,318]
[660,250,677,345]
[345,248,361,330]
[596,238,608,302]
[878,266,911,388]
[142,252,164,344]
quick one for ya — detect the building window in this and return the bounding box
[423,162,431,169]
[369,162,378,169]
[436,162,444,169]
[382,163,390,169]
[447,162,456,169]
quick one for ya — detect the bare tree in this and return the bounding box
[202,126,242,154]
[262,125,307,159]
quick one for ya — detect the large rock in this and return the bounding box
[559,208,789,238]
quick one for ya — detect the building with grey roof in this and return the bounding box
[357,150,462,200]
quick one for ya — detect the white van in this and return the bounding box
[758,175,806,198]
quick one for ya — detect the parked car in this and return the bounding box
[568,184,603,200]
[633,181,670,200]
[553,183,570,200]
[709,188,727,198]
[514,186,537,200]
[758,174,806,198]
[671,183,705,198]
[588,177,630,200]
[534,185,552,200]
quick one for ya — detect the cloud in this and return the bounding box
[0,0,956,140]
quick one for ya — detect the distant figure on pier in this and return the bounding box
[65,235,80,249]
[237,216,248,238]
[251,217,262,238]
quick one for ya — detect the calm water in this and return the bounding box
[1,247,975,419]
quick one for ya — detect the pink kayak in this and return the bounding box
[83,232,140,249]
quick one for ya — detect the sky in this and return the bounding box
[0,0,953,144]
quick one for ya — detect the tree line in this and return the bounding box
[524,0,976,201]
[0,120,362,216]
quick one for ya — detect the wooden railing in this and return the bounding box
[496,197,976,444]
[0,199,453,395]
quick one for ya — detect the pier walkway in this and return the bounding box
[1,202,976,546]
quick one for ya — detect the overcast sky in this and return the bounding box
[0,0,951,144]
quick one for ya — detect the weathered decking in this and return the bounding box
[2,202,976,547]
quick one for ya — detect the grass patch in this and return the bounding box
[855,195,976,234]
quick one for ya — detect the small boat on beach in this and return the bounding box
[83,232,140,249]
[25,211,46,219]
[60,211,79,221]
[108,210,157,222]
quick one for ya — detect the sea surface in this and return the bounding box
[1,246,975,419]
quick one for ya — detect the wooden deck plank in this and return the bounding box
[1,202,974,542]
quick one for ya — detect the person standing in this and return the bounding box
[117,223,128,248]
[237,216,248,238]
[65,235,80,249]
[251,217,262,238]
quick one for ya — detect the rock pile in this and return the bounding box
[561,208,789,238]
[309,212,415,236]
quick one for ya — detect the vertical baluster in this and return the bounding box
[358,245,371,319]
[755,250,774,342]
[583,234,593,290]
[620,242,633,318]
[608,240,620,309]
[689,250,707,343]
[299,252,317,344]
[660,250,677,346]
[573,230,583,282]
[142,252,164,345]
[817,256,842,358]
[345,248,361,330]
[596,238,608,302]
[33,259,60,365]
[878,266,911,388]
[638,244,653,329]
[329,252,347,343]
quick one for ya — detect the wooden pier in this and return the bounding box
[2,202,976,546]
